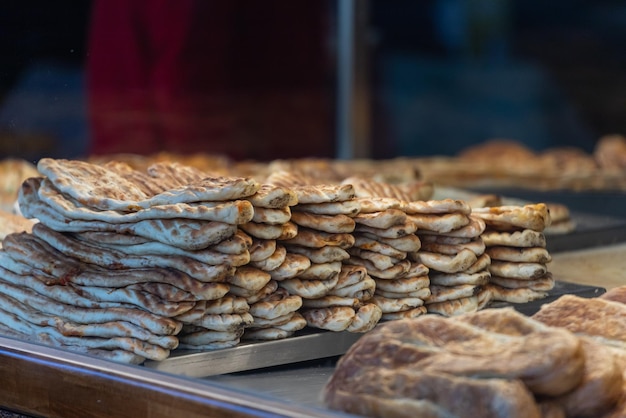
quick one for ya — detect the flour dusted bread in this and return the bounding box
[324,308,586,418]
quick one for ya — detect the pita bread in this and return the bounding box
[180,312,254,332]
[248,288,302,319]
[281,228,355,249]
[472,203,551,232]
[284,244,350,263]
[278,275,339,299]
[359,232,421,253]
[268,253,311,281]
[481,229,547,248]
[490,273,555,292]
[354,220,417,239]
[232,280,279,304]
[420,238,485,256]
[329,276,376,300]
[355,197,401,213]
[31,223,235,282]
[298,261,343,281]
[419,234,471,245]
[429,271,491,287]
[302,306,356,331]
[290,211,356,233]
[248,238,277,262]
[487,284,548,303]
[345,257,412,280]
[408,212,471,234]
[418,216,485,239]
[489,260,548,280]
[426,284,480,304]
[251,205,292,225]
[177,328,243,346]
[353,209,407,229]
[290,184,356,205]
[486,246,552,263]
[374,275,430,293]
[426,296,479,316]
[246,184,298,208]
[371,295,426,313]
[464,253,492,274]
[380,306,427,320]
[38,158,261,210]
[243,315,307,340]
[335,264,369,289]
[476,287,492,310]
[177,339,240,350]
[227,266,272,292]
[342,176,426,201]
[38,178,255,224]
[347,303,383,333]
[411,249,478,274]
[401,199,472,215]
[198,296,249,314]
[352,235,408,259]
[347,248,400,271]
[293,200,361,216]
[301,296,361,308]
[250,312,297,328]
[249,245,287,271]
[375,287,431,300]
[239,221,298,240]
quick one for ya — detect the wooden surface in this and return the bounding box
[550,242,626,290]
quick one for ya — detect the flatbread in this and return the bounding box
[472,203,552,232]
[281,228,355,249]
[426,295,479,317]
[227,266,272,292]
[374,275,430,293]
[248,288,303,319]
[246,184,298,208]
[359,232,421,253]
[248,238,277,262]
[407,212,470,234]
[290,211,356,233]
[293,200,361,216]
[302,306,356,331]
[38,158,261,210]
[418,216,486,239]
[481,229,547,248]
[490,273,555,292]
[347,303,383,333]
[487,284,548,303]
[347,248,400,271]
[297,261,343,281]
[301,296,361,308]
[352,235,409,259]
[420,238,485,256]
[380,306,427,320]
[289,184,356,204]
[354,220,417,239]
[353,209,407,229]
[464,253,492,274]
[486,246,552,263]
[239,221,298,240]
[251,206,292,225]
[375,287,431,300]
[411,249,478,274]
[401,199,472,215]
[371,295,426,313]
[355,197,401,214]
[345,257,412,280]
[284,244,350,264]
[268,253,311,281]
[278,275,339,299]
[426,284,480,304]
[429,271,491,287]
[249,245,287,271]
[489,260,548,280]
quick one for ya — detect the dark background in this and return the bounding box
[1,0,626,161]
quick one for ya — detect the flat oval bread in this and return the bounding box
[293,200,361,216]
[290,211,356,233]
[177,329,243,346]
[329,277,376,300]
[268,253,311,281]
[345,257,412,280]
[481,229,547,248]
[353,209,407,229]
[486,283,548,303]
[429,271,491,287]
[248,289,302,320]
[374,275,430,293]
[375,287,431,300]
[472,203,552,232]
[346,303,383,333]
[486,246,552,263]
[371,295,426,313]
[418,216,486,239]
[281,228,355,249]
[401,199,472,215]
[420,238,485,256]
[353,235,408,259]
[38,158,261,211]
[490,274,555,292]
[239,221,298,240]
[426,284,481,304]
[249,245,287,271]
[301,296,361,308]
[227,266,272,292]
[359,232,421,253]
[37,178,255,224]
[408,212,470,234]
[284,244,350,264]
[354,220,417,239]
[302,306,356,332]
[251,206,292,225]
[335,265,369,289]
[278,275,339,299]
[248,238,277,262]
[489,260,548,280]
[290,184,356,204]
[355,197,401,214]
[246,184,298,208]
[411,249,478,274]
[426,295,479,317]
[347,248,401,271]
[298,261,343,281]
[381,306,427,320]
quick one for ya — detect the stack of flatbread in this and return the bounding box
[472,203,554,304]
[341,177,429,321]
[265,171,382,333]
[236,183,308,341]
[0,158,263,362]
[404,200,491,316]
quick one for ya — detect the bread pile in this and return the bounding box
[324,297,626,418]
[265,171,382,333]
[0,158,264,363]
[234,183,308,341]
[472,203,554,303]
[410,201,492,316]
[339,176,431,321]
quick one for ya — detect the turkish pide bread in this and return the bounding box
[324,307,590,418]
